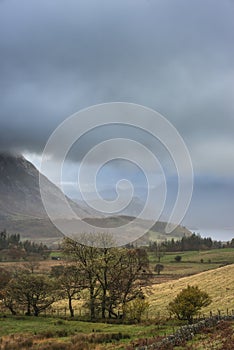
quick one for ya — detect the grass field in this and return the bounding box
[149,248,234,263]
[148,248,234,276]
[0,316,177,349]
[145,263,234,318]
[0,259,63,275]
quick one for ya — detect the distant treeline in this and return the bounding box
[148,233,234,252]
[0,230,49,259]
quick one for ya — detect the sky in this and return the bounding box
[0,0,234,239]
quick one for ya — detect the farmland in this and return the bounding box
[148,247,234,276]
[1,248,234,317]
[145,263,234,318]
[0,247,234,349]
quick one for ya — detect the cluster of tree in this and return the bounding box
[0,264,211,324]
[61,235,149,319]
[149,233,225,252]
[0,231,21,249]
[0,234,150,321]
[0,268,55,316]
[225,238,234,248]
[0,230,49,260]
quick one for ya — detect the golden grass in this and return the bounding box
[0,260,62,273]
[145,264,234,318]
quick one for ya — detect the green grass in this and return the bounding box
[148,248,234,275]
[149,248,234,263]
[0,315,175,340]
[49,251,64,259]
[0,315,181,350]
[2,316,232,350]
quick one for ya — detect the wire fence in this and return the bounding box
[1,304,234,321]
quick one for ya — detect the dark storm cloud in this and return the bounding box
[0,0,234,175]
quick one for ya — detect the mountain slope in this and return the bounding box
[0,153,92,245]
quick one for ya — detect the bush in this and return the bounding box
[124,297,149,322]
[174,255,182,262]
[169,285,212,323]
[154,264,164,275]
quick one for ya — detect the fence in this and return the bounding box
[1,301,234,321]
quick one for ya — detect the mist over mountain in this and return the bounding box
[0,153,94,245]
[0,153,192,246]
[73,195,147,220]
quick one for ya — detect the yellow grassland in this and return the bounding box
[144,264,234,318]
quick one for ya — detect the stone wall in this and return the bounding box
[135,315,234,349]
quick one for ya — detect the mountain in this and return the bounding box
[0,153,93,246]
[0,153,192,247]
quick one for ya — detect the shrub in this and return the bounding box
[154,264,164,275]
[124,297,149,322]
[175,255,182,262]
[169,285,212,323]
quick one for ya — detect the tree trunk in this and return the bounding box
[33,307,39,316]
[108,307,118,319]
[68,296,74,317]
[90,285,96,320]
[25,301,31,316]
[101,289,106,319]
[9,305,16,315]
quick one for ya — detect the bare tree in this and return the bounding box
[23,259,40,274]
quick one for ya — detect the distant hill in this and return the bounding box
[83,216,192,245]
[73,195,146,218]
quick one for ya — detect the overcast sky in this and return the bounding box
[0,0,234,237]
